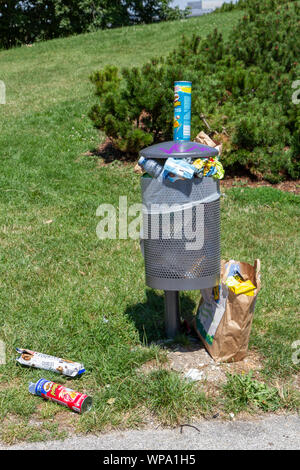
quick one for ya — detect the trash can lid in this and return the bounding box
[140,141,218,159]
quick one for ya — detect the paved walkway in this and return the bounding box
[0,414,299,450]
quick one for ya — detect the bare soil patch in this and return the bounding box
[139,341,263,385]
[220,177,300,195]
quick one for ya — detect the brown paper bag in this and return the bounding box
[193,259,261,362]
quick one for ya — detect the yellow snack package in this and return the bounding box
[225,276,256,296]
[193,158,205,170]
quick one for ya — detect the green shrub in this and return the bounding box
[89,63,174,153]
[89,0,300,181]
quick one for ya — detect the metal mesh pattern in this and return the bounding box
[143,199,220,283]
[141,176,221,289]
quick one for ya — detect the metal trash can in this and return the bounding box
[139,140,221,336]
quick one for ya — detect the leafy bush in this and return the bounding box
[89,0,300,182]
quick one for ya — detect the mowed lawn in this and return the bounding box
[0,10,299,443]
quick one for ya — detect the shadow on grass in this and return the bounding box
[125,289,197,344]
[85,139,135,163]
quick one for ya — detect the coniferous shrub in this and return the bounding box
[89,0,300,182]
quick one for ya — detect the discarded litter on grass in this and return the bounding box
[184,368,205,382]
[16,348,85,377]
[29,379,92,413]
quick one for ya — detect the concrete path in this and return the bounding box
[0,414,299,450]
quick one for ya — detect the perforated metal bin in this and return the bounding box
[139,141,221,337]
[140,141,221,292]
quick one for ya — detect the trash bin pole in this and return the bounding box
[164,290,181,338]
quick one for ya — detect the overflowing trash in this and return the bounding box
[164,157,195,181]
[29,379,92,414]
[16,348,86,377]
[193,156,224,180]
[137,156,163,178]
[225,264,256,296]
[137,82,224,184]
[138,154,224,182]
[193,259,261,362]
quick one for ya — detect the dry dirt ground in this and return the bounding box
[139,340,264,385]
[220,177,300,195]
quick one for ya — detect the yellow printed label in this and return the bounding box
[180,86,191,93]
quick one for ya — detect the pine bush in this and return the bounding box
[89,0,300,182]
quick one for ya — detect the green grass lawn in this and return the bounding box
[0,9,299,444]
